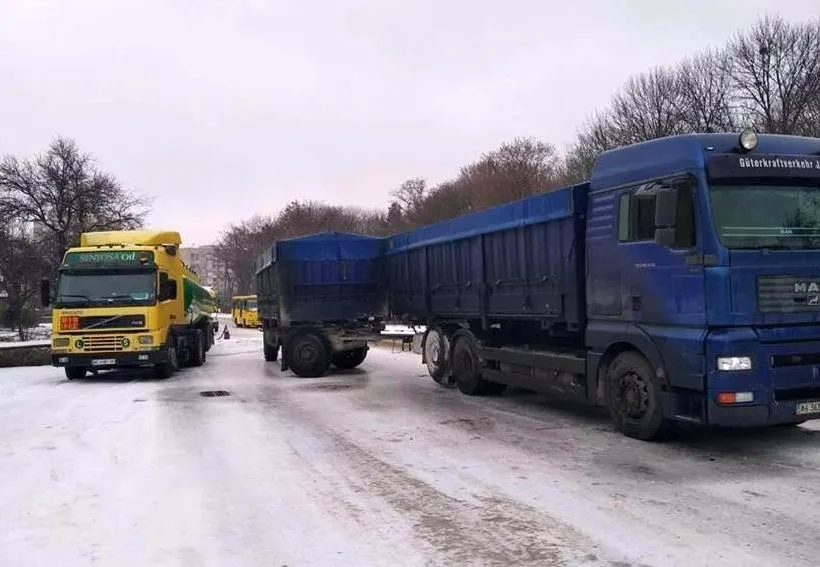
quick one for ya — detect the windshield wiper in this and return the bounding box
[57,294,92,304]
[103,294,142,302]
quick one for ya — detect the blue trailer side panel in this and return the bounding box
[387,185,589,327]
[257,232,386,325]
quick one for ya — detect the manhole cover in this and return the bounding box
[200,390,231,397]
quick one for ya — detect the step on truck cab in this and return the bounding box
[386,130,820,439]
[255,232,387,377]
[42,230,217,380]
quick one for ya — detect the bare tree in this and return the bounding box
[608,67,685,144]
[0,137,150,269]
[675,50,738,132]
[0,224,48,339]
[457,137,560,211]
[214,215,279,296]
[727,16,820,134]
[389,178,428,222]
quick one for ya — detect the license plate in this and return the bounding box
[91,359,116,367]
[795,401,820,415]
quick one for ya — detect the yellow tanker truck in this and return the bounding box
[41,230,217,380]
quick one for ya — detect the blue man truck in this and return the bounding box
[256,131,820,439]
[255,232,387,377]
[386,130,820,439]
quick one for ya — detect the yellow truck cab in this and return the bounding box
[231,295,259,328]
[41,230,217,380]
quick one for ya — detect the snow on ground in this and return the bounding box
[2,325,820,566]
[0,340,50,350]
[0,324,51,345]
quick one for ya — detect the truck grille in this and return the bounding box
[79,315,145,330]
[758,276,820,313]
[81,335,128,352]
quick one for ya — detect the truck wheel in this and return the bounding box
[264,338,279,362]
[284,331,331,378]
[332,347,368,369]
[452,334,506,396]
[424,327,454,388]
[204,325,214,353]
[65,367,87,380]
[604,351,671,441]
[155,346,178,379]
[189,329,206,367]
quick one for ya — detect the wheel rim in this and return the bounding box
[425,330,446,373]
[294,337,320,366]
[617,371,650,419]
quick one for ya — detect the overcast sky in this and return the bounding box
[0,0,817,246]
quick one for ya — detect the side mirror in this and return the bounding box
[654,227,677,247]
[40,278,51,307]
[654,187,679,247]
[167,280,178,300]
[654,188,678,228]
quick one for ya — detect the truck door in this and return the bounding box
[615,175,706,391]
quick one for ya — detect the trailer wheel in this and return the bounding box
[284,331,331,378]
[452,334,505,396]
[155,345,178,379]
[65,367,87,380]
[424,327,454,387]
[189,329,206,367]
[332,347,368,369]
[604,351,671,441]
[264,337,279,362]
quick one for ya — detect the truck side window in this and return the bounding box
[158,272,169,301]
[618,191,656,242]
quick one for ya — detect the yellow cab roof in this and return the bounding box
[80,230,182,247]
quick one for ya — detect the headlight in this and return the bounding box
[52,338,70,348]
[717,356,752,371]
[138,335,153,345]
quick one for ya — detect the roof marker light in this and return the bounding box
[739,129,758,152]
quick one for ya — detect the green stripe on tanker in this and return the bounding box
[183,276,217,326]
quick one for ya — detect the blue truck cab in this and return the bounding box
[584,130,820,437]
[387,130,820,440]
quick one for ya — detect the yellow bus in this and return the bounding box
[232,295,259,328]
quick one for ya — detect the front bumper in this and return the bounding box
[51,347,169,369]
[707,398,819,427]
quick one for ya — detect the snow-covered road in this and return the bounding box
[1,325,820,566]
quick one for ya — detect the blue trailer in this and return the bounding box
[255,232,387,377]
[387,130,820,439]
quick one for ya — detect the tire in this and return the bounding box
[189,329,205,367]
[424,327,455,388]
[204,325,214,353]
[65,367,87,380]
[155,345,178,379]
[284,331,331,378]
[452,334,506,396]
[604,351,672,441]
[332,347,368,369]
[264,336,279,362]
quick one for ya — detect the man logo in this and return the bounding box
[795,282,808,294]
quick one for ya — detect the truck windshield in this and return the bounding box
[247,299,258,310]
[710,183,820,249]
[55,271,157,307]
